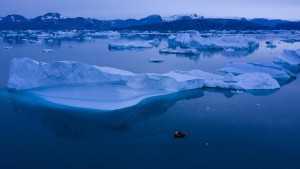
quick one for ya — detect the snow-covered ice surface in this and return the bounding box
[274,50,300,66]
[219,62,296,81]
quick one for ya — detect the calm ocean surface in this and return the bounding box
[0,33,300,169]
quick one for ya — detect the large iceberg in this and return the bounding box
[167,31,259,51]
[7,58,203,91]
[7,58,281,110]
[219,62,296,81]
[176,70,280,90]
[274,50,300,66]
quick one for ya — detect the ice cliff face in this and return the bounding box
[7,58,280,91]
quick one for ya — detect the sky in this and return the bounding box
[0,0,300,20]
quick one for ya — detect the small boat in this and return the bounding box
[174,131,186,139]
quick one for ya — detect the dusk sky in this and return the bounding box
[1,0,299,20]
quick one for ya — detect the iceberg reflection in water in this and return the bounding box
[8,88,204,138]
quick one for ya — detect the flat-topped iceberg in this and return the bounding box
[8,58,280,91]
[274,50,300,66]
[176,70,280,90]
[219,62,296,81]
[7,58,204,91]
[7,58,282,110]
[167,31,259,51]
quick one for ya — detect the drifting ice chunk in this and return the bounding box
[127,72,204,92]
[43,49,54,53]
[176,70,280,90]
[108,41,153,50]
[159,47,199,55]
[274,50,300,66]
[219,62,295,81]
[168,31,259,51]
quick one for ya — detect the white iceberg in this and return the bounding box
[7,57,134,90]
[219,62,296,81]
[273,50,300,66]
[108,41,153,50]
[167,31,259,51]
[176,70,280,90]
[7,58,281,110]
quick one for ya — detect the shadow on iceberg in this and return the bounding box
[8,89,204,139]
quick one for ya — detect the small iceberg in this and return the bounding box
[274,50,300,66]
[43,49,54,53]
[219,62,296,81]
[167,31,259,51]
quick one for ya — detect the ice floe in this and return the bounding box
[273,50,300,66]
[219,62,296,81]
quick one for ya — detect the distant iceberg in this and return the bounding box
[219,62,296,81]
[274,50,300,66]
[167,31,259,51]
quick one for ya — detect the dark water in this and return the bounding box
[1,34,300,169]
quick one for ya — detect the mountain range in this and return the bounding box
[0,12,299,30]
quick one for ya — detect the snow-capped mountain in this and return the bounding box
[0,12,299,30]
[163,14,204,22]
[35,12,68,21]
